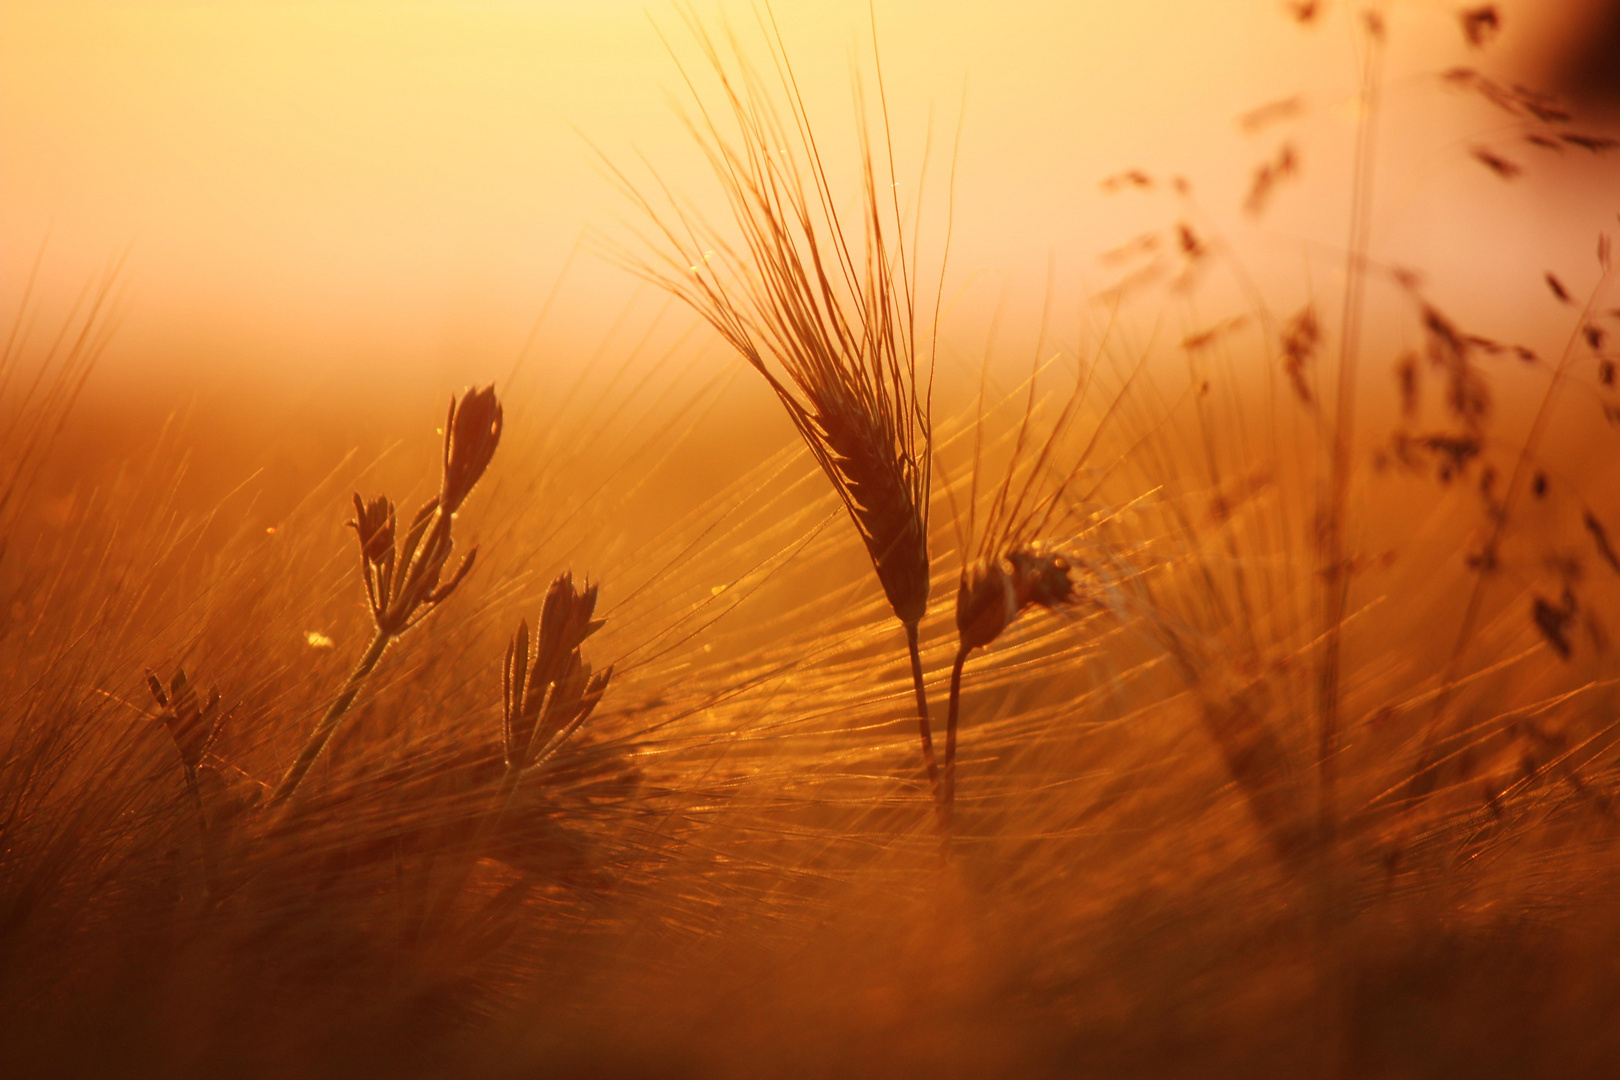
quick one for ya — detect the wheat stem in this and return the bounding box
[904,620,945,835]
[943,643,970,835]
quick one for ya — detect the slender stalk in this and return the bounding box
[411,764,524,948]
[1317,13,1384,855]
[944,644,970,832]
[267,628,392,811]
[182,767,217,899]
[904,620,946,834]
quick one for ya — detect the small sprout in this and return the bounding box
[955,561,1016,652]
[956,543,1079,654]
[348,495,469,635]
[1532,471,1548,498]
[146,668,226,775]
[1546,272,1572,304]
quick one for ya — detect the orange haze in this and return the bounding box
[2,0,1616,391]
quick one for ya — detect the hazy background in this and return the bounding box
[3,0,1618,395]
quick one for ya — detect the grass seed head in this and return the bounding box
[956,560,1016,651]
[956,544,1079,652]
[1006,543,1077,611]
[346,389,501,635]
[503,572,612,771]
[610,19,935,629]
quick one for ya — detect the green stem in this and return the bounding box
[267,628,392,811]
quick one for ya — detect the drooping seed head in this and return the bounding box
[441,384,503,513]
[817,403,930,626]
[954,544,1080,653]
[531,572,604,690]
[956,560,1017,651]
[502,572,612,770]
[1006,543,1077,610]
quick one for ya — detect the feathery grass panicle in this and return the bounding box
[610,9,946,819]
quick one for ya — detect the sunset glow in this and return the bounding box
[5,4,1620,1077]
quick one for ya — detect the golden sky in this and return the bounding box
[3,1,1615,387]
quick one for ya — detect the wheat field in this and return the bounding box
[4,3,1620,1078]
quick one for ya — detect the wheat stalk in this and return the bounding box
[609,9,945,823]
[942,342,1150,834]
